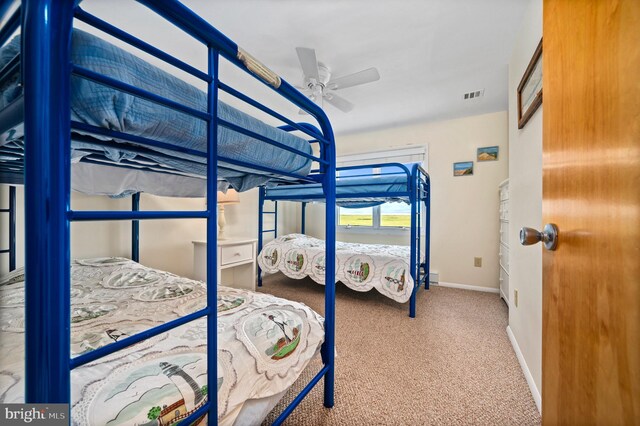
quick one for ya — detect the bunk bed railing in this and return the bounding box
[18,0,337,424]
[74,7,210,82]
[336,162,411,175]
[278,122,329,145]
[0,3,19,48]
[262,162,414,198]
[2,2,333,182]
[137,1,330,122]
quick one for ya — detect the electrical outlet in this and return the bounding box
[474,257,482,267]
[514,289,519,307]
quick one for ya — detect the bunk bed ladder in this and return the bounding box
[0,185,16,271]
[257,186,278,287]
[131,192,140,262]
[257,198,306,287]
[423,178,431,290]
[416,176,422,289]
[409,165,431,317]
[409,169,419,318]
[301,201,307,234]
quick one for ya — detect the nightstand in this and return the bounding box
[192,238,257,291]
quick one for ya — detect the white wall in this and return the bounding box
[0,186,294,279]
[507,0,543,410]
[0,186,133,276]
[305,111,509,290]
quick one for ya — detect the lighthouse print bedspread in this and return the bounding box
[258,234,418,303]
[0,258,324,425]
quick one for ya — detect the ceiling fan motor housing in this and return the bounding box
[307,62,331,89]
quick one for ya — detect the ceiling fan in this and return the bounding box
[295,47,380,113]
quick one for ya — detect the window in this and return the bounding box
[339,203,411,230]
[336,146,426,232]
[339,206,373,227]
[380,202,411,227]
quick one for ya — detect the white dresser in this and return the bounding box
[498,179,510,306]
[192,238,257,291]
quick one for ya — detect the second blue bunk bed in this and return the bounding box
[0,1,338,425]
[257,162,431,318]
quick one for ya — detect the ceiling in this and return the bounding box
[82,0,528,135]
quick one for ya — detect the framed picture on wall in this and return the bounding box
[477,146,499,161]
[517,38,543,129]
[453,161,473,177]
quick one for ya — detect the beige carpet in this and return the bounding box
[259,274,541,425]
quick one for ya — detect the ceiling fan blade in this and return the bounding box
[327,67,380,90]
[295,47,320,81]
[324,92,355,113]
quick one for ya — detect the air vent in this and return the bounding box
[463,89,485,100]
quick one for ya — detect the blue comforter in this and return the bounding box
[265,174,411,206]
[0,30,312,192]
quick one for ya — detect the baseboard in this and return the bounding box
[507,325,542,413]
[432,281,500,294]
[499,288,510,308]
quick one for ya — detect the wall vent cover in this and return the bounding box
[463,89,485,100]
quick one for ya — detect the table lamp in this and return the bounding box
[217,189,240,240]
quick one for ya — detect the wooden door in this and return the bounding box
[542,0,640,424]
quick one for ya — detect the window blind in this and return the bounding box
[336,145,427,169]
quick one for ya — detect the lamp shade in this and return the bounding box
[217,189,240,205]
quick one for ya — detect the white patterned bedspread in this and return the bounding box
[0,258,324,426]
[258,234,419,303]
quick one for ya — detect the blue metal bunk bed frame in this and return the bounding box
[257,162,431,318]
[0,1,337,424]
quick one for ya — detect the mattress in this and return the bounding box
[0,258,324,425]
[258,233,422,303]
[71,162,208,198]
[2,141,218,197]
[0,29,313,195]
[265,174,411,207]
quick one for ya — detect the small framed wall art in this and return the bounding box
[477,146,499,161]
[453,161,473,177]
[517,38,543,129]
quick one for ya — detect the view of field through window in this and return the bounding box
[380,202,411,227]
[339,207,373,226]
[339,203,411,228]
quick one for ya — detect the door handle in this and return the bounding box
[520,223,559,251]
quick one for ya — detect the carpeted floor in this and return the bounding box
[260,274,541,425]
